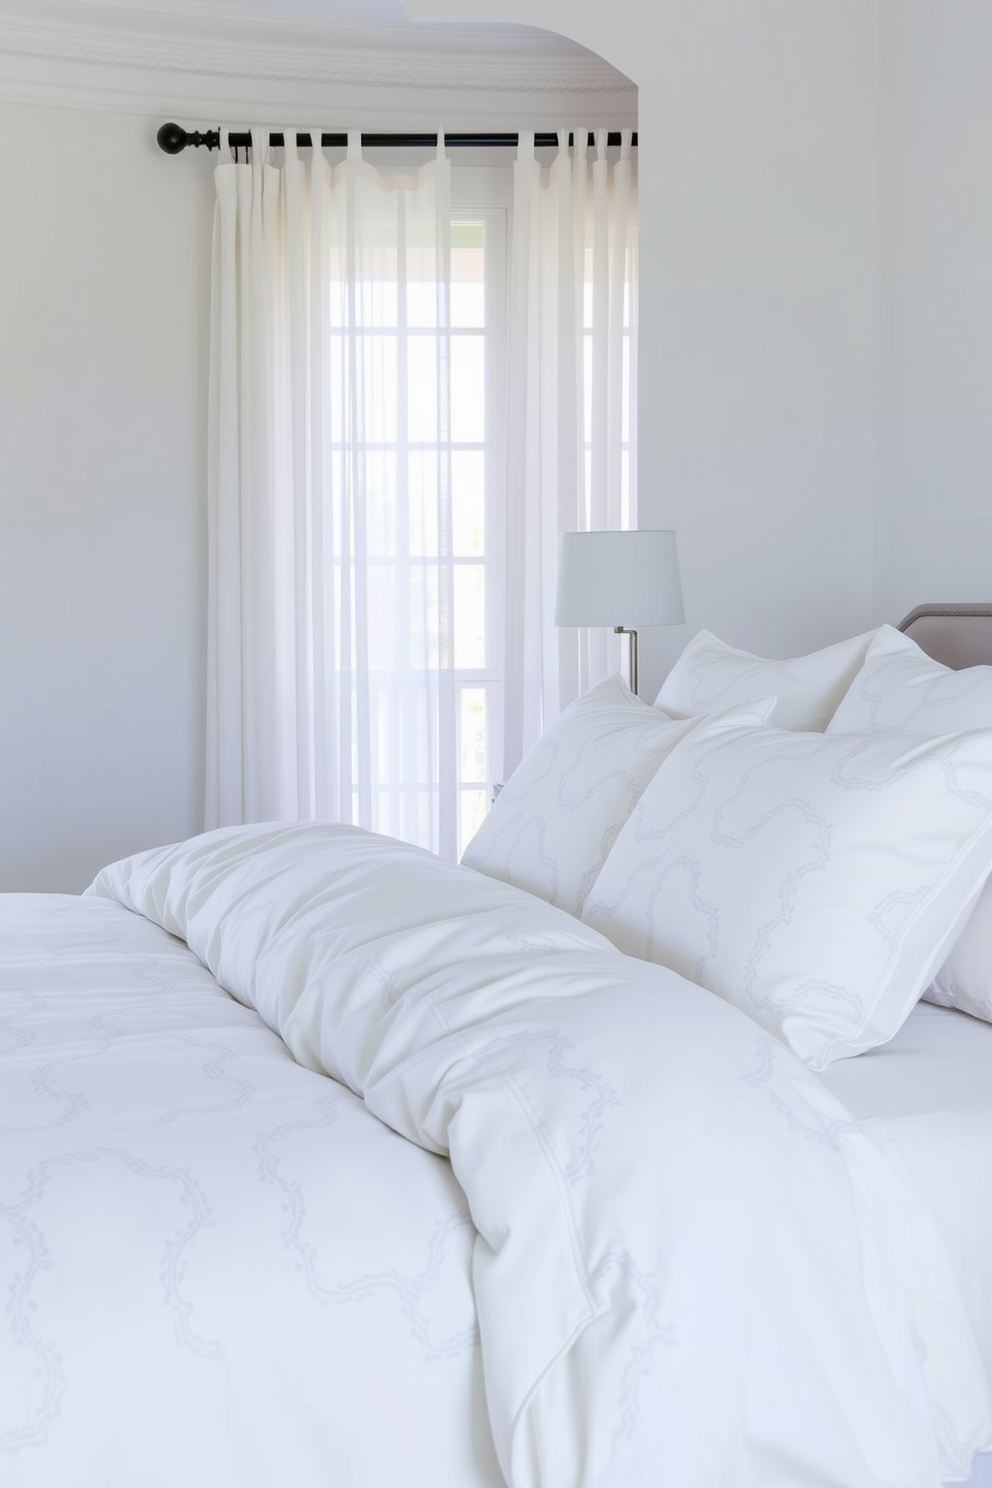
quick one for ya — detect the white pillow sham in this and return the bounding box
[827,624,992,1023]
[826,623,992,735]
[654,626,880,731]
[582,711,992,1070]
[461,675,770,917]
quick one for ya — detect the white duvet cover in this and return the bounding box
[0,892,501,1488]
[5,823,992,1487]
[67,820,992,1488]
[820,1002,992,1391]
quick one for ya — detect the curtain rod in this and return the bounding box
[157,122,637,155]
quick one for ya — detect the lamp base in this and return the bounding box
[615,626,639,696]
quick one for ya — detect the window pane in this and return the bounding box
[454,565,485,669]
[366,564,398,671]
[459,687,487,783]
[358,276,397,329]
[407,238,443,330]
[451,222,485,330]
[406,563,440,669]
[408,451,439,558]
[362,335,397,444]
[364,452,396,558]
[408,335,438,440]
[451,282,485,330]
[328,261,347,329]
[452,451,485,557]
[451,337,485,444]
[407,280,437,330]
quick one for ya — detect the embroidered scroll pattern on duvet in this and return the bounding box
[85,821,992,1488]
[0,894,498,1488]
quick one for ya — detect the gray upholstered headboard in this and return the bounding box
[899,605,992,671]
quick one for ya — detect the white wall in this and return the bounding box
[640,1,878,693]
[407,0,881,699]
[874,0,992,625]
[0,102,214,890]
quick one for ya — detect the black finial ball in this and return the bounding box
[157,122,188,155]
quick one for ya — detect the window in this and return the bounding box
[325,160,510,856]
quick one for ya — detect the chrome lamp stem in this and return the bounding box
[615,626,639,696]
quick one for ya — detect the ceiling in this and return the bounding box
[69,0,416,22]
[0,0,571,45]
[0,0,635,126]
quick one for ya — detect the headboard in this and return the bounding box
[899,604,992,671]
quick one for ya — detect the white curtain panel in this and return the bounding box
[206,126,637,854]
[206,129,459,857]
[502,128,638,775]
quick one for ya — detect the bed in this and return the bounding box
[4,605,992,1488]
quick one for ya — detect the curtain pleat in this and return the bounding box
[206,125,636,848]
[206,130,458,855]
[502,127,638,774]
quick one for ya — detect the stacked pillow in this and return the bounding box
[826,624,992,1024]
[581,709,992,1069]
[461,674,771,917]
[827,623,992,736]
[461,626,992,1069]
[654,625,880,730]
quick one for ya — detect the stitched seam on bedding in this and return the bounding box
[817,820,992,1067]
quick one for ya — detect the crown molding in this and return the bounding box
[0,3,636,102]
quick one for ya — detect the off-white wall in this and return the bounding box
[407,0,881,700]
[0,102,214,890]
[639,1,878,693]
[874,0,992,624]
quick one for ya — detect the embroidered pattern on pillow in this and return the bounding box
[828,624,992,1024]
[583,713,992,1069]
[655,627,880,731]
[461,676,769,917]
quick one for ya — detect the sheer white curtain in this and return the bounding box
[206,129,459,856]
[502,128,638,775]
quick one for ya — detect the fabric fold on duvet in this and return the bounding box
[88,822,992,1488]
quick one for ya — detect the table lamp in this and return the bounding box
[554,529,685,695]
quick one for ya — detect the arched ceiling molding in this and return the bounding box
[401,0,642,86]
[0,0,636,118]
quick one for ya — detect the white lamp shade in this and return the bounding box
[554,530,685,629]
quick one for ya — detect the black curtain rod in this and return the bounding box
[157,122,637,155]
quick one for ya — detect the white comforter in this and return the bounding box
[69,821,991,1488]
[0,889,501,1488]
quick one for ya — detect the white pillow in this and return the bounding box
[654,626,880,731]
[929,886,992,1021]
[461,675,770,917]
[827,624,992,1023]
[826,624,992,735]
[582,711,992,1070]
